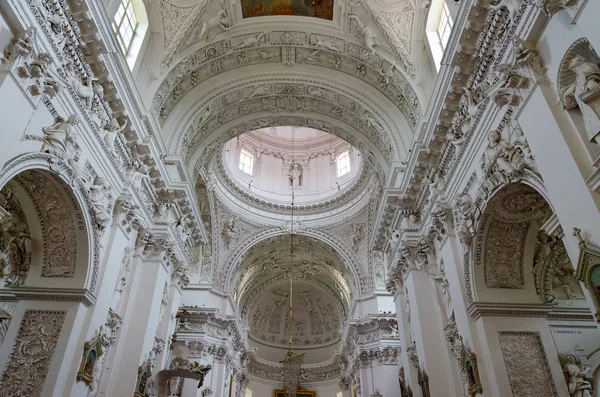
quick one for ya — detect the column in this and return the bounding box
[404,268,460,397]
[108,232,170,396]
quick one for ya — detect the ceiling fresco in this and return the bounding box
[241,0,335,20]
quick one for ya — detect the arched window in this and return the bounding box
[239,149,254,175]
[337,151,351,177]
[426,0,454,71]
[111,0,148,70]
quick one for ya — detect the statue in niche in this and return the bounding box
[288,162,303,187]
[87,356,104,397]
[0,211,32,287]
[562,352,593,397]
[41,115,79,159]
[562,55,600,145]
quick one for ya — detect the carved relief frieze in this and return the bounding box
[14,170,78,279]
[0,310,66,396]
[153,31,421,127]
[498,331,558,397]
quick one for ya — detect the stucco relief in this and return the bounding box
[179,83,397,164]
[534,231,584,302]
[498,331,558,397]
[0,310,66,397]
[0,185,32,287]
[153,31,421,126]
[483,219,528,289]
[14,170,78,278]
[476,183,550,290]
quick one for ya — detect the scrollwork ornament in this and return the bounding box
[0,310,67,396]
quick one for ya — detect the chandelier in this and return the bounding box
[280,129,304,396]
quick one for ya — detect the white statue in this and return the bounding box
[362,111,384,133]
[41,115,79,158]
[199,9,231,40]
[483,129,528,179]
[221,218,237,248]
[288,163,302,187]
[102,118,128,154]
[348,14,379,54]
[455,193,474,245]
[380,62,396,85]
[166,376,182,397]
[563,55,600,145]
[1,216,32,286]
[350,223,365,252]
[175,216,191,244]
[89,177,112,229]
[71,75,103,109]
[562,353,593,397]
[87,357,104,397]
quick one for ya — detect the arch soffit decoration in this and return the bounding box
[165,71,409,174]
[0,154,100,297]
[220,227,370,296]
[150,29,423,125]
[468,176,553,303]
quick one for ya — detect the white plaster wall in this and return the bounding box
[223,139,361,205]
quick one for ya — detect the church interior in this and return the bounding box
[0,0,600,396]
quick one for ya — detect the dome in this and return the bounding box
[221,126,363,208]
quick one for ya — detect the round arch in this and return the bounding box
[467,175,584,305]
[150,29,423,124]
[164,70,411,174]
[217,227,371,295]
[0,153,100,295]
[465,172,550,304]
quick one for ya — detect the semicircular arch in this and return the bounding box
[0,153,100,296]
[219,227,371,296]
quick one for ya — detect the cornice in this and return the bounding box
[0,287,96,307]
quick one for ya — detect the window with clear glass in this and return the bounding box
[112,0,138,54]
[437,2,453,50]
[337,151,351,177]
[239,149,254,175]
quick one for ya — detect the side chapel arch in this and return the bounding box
[469,180,583,305]
[0,154,99,295]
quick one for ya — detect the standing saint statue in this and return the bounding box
[288,162,302,187]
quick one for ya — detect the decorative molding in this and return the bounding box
[0,310,66,396]
[498,331,558,397]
